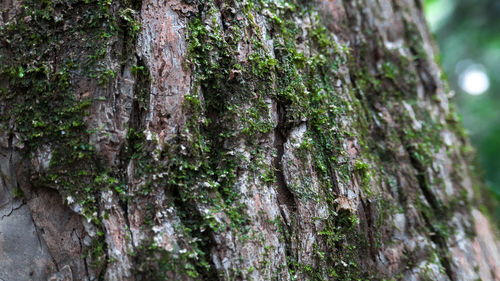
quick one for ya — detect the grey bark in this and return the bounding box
[1,0,499,280]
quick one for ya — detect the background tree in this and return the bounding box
[0,0,499,280]
[426,0,500,219]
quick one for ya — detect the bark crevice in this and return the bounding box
[406,147,456,281]
[274,101,297,214]
[273,99,298,274]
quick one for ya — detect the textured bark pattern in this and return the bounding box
[1,0,500,280]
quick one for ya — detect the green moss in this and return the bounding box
[12,186,25,199]
[0,0,146,276]
[354,161,371,182]
[0,0,479,278]
[382,61,398,81]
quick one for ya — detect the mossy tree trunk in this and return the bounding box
[1,0,499,280]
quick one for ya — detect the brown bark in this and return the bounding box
[0,0,499,280]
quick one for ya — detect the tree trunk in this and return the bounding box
[1,0,499,280]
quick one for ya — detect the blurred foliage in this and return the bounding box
[424,0,500,215]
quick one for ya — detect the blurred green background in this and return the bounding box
[424,0,500,213]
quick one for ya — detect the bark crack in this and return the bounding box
[32,215,60,271]
[1,133,24,219]
[273,100,298,274]
[0,201,23,220]
[274,101,297,215]
[1,133,15,217]
[360,198,377,261]
[405,147,456,281]
[74,227,91,280]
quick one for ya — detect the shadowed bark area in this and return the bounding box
[0,0,499,280]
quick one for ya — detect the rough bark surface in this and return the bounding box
[1,0,499,280]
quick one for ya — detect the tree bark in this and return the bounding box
[1,0,499,280]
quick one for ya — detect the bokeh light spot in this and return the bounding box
[459,67,490,95]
